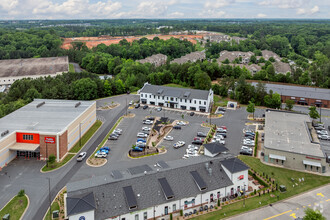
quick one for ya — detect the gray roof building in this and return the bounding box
[170,51,205,65]
[264,110,324,158]
[137,54,167,67]
[250,82,330,101]
[67,157,236,219]
[273,61,291,74]
[221,158,250,173]
[0,56,69,78]
[139,83,211,101]
[67,192,96,216]
[204,142,228,155]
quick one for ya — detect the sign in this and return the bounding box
[306,156,321,161]
[238,175,244,180]
[79,217,85,220]
[44,137,56,144]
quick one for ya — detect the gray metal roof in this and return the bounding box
[204,143,229,154]
[140,83,211,100]
[221,158,249,173]
[67,157,234,220]
[67,192,96,216]
[251,82,330,101]
[0,99,95,141]
[0,56,68,77]
[264,110,325,158]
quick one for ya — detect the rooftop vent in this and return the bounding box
[1,130,9,137]
[75,102,81,108]
[183,91,191,98]
[157,89,164,95]
[36,101,45,108]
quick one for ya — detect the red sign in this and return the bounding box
[238,175,244,180]
[44,137,56,144]
[306,156,321,161]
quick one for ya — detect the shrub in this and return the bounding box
[217,199,220,206]
[152,142,156,147]
[254,189,257,194]
[48,154,56,164]
[18,189,25,197]
[170,213,173,220]
[215,206,218,210]
[180,210,183,216]
[254,132,258,157]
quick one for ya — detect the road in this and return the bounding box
[70,62,83,73]
[0,94,138,220]
[229,184,330,220]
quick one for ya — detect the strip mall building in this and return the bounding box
[0,99,96,168]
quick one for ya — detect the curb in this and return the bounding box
[20,195,29,220]
[86,158,107,167]
[42,186,66,220]
[40,121,103,173]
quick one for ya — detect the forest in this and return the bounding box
[0,19,329,117]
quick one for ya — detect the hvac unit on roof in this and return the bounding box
[75,102,81,108]
[36,101,45,108]
[1,130,9,137]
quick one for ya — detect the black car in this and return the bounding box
[190,112,195,116]
[135,103,140,108]
[173,125,181,130]
[197,132,207,137]
[218,107,226,112]
[245,135,254,140]
[126,91,130,94]
[192,140,203,145]
[217,132,227,138]
[147,117,155,120]
[143,105,148,109]
[108,136,118,140]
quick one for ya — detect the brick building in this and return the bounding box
[0,99,96,168]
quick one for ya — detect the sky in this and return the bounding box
[0,0,329,20]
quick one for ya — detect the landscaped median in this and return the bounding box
[191,156,330,220]
[0,190,29,220]
[87,116,123,166]
[41,120,102,172]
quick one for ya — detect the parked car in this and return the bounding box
[110,133,119,137]
[219,125,227,129]
[164,136,174,141]
[143,120,153,125]
[143,105,148,109]
[142,127,151,131]
[108,136,118,140]
[176,121,186,126]
[173,141,185,149]
[137,138,146,142]
[157,107,162,112]
[95,152,107,158]
[129,101,133,105]
[217,132,227,138]
[99,149,109,154]
[241,146,252,151]
[245,135,255,140]
[212,138,225,144]
[135,103,140,108]
[216,128,227,133]
[101,146,110,151]
[240,149,252,156]
[197,132,207,137]
[132,147,143,152]
[318,135,330,140]
[136,142,146,147]
[192,140,203,145]
[315,126,325,130]
[214,134,224,140]
[147,117,155,120]
[77,152,87,162]
[137,132,148,138]
[173,125,182,130]
[317,130,328,135]
[218,107,226,112]
[190,112,195,116]
[114,129,122,135]
[194,137,205,142]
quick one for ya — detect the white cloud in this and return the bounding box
[297,5,319,15]
[257,13,267,18]
[168,11,184,18]
[259,0,307,9]
[204,0,235,9]
[0,0,19,10]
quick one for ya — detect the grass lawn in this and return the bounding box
[42,154,75,172]
[163,83,191,89]
[69,120,102,153]
[192,156,330,220]
[0,195,28,220]
[69,63,75,72]
[44,201,60,220]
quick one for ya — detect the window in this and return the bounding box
[190,100,192,103]
[143,212,147,220]
[281,160,284,165]
[180,99,182,102]
[23,134,34,140]
[149,95,151,98]
[311,166,313,171]
[199,101,201,104]
[316,167,319,172]
[145,94,147,98]
[204,101,206,105]
[122,218,126,220]
[154,95,156,98]
[135,214,139,220]
[173,204,176,211]
[170,97,173,101]
[176,98,177,101]
[305,164,307,169]
[185,99,187,103]
[194,100,196,104]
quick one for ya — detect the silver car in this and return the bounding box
[77,152,87,162]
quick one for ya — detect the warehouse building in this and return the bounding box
[66,157,249,220]
[0,99,96,168]
[139,83,214,112]
[0,56,69,86]
[263,110,327,174]
[251,82,330,108]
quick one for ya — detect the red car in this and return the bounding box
[219,126,227,130]
[194,137,205,142]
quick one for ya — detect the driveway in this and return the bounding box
[228,184,330,220]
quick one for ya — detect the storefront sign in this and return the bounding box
[238,175,244,180]
[306,156,321,161]
[44,137,56,144]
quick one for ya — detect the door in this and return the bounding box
[164,206,168,215]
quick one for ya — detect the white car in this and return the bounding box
[95,152,107,158]
[129,101,134,105]
[143,120,153,125]
[317,130,328,135]
[164,136,174,141]
[241,146,252,151]
[176,121,186,126]
[182,154,190,159]
[214,134,224,140]
[137,132,148,138]
[114,129,122,134]
[77,152,87,162]
[174,141,185,149]
[136,141,146,147]
[318,135,330,140]
[142,127,151,131]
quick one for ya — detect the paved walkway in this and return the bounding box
[228,184,330,220]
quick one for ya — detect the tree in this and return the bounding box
[308,106,320,119]
[73,78,98,100]
[48,154,56,164]
[285,99,295,111]
[247,101,255,119]
[194,72,211,90]
[264,92,281,109]
[303,208,326,220]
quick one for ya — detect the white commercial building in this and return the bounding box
[139,83,214,112]
[66,157,249,220]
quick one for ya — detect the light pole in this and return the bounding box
[79,122,82,148]
[319,105,322,123]
[126,98,128,116]
[48,177,51,220]
[243,184,246,207]
[46,142,48,167]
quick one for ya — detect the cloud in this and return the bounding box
[297,5,319,15]
[0,0,19,10]
[257,13,267,18]
[168,11,184,18]
[259,0,307,9]
[204,0,235,9]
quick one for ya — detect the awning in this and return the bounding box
[303,160,321,167]
[315,101,322,105]
[269,154,286,161]
[9,143,40,151]
[199,106,206,109]
[298,100,307,103]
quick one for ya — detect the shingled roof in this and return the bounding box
[204,142,228,154]
[67,192,96,216]
[67,157,234,219]
[221,158,249,173]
